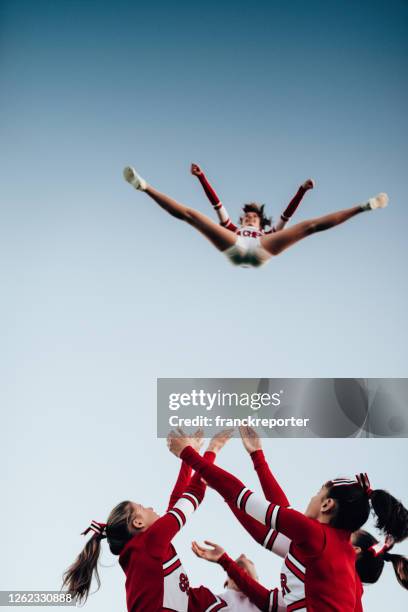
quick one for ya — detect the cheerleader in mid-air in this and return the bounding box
[123,163,388,268]
[193,427,408,611]
[168,429,408,611]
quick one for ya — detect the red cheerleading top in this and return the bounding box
[180,446,358,612]
[119,454,214,612]
[196,170,307,236]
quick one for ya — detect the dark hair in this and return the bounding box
[354,529,408,589]
[326,481,370,532]
[326,481,408,539]
[62,501,136,603]
[239,203,272,230]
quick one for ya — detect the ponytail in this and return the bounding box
[383,552,408,589]
[370,489,408,542]
[63,501,136,603]
[62,535,103,603]
[327,475,408,538]
[353,529,408,590]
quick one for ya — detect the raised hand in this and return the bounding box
[239,425,262,453]
[191,540,225,563]
[190,163,203,176]
[167,428,195,457]
[207,428,234,453]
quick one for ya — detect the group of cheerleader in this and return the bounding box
[123,162,389,268]
[62,165,398,610]
[64,427,408,611]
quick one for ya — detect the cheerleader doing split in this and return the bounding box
[123,164,388,268]
[167,430,408,612]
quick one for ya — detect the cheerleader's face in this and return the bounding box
[242,211,261,229]
[350,531,363,557]
[131,502,160,530]
[305,485,335,520]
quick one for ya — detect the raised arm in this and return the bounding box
[147,463,208,558]
[240,426,289,506]
[267,179,314,233]
[227,502,290,558]
[170,442,324,557]
[232,428,291,557]
[150,431,233,557]
[167,462,192,511]
[191,163,238,232]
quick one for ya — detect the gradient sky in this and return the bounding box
[1,1,407,610]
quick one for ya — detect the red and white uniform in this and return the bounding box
[217,554,282,612]
[228,450,291,560]
[119,455,214,611]
[239,451,364,612]
[180,447,359,612]
[195,171,307,268]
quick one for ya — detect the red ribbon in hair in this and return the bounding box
[368,535,395,558]
[81,520,107,539]
[355,473,373,497]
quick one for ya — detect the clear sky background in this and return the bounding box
[1,0,407,610]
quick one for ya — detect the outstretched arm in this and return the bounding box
[148,431,204,556]
[240,426,289,507]
[225,428,290,557]
[192,541,282,612]
[152,430,233,556]
[267,180,314,233]
[169,440,324,557]
[227,502,290,558]
[167,462,192,511]
[167,428,204,510]
[191,163,238,232]
[148,463,208,558]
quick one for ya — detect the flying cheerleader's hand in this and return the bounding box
[191,540,225,563]
[207,428,234,454]
[190,163,202,176]
[239,425,262,454]
[167,429,195,457]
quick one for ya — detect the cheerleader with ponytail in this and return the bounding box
[168,430,408,612]
[353,531,408,589]
[208,427,408,610]
[62,430,233,611]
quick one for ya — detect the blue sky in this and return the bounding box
[1,1,407,610]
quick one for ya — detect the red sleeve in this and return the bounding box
[195,171,238,233]
[196,171,222,206]
[167,462,192,511]
[168,451,215,511]
[227,502,290,557]
[188,586,227,611]
[227,502,270,547]
[251,450,290,507]
[180,446,324,557]
[223,219,238,232]
[147,460,208,558]
[218,553,280,611]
